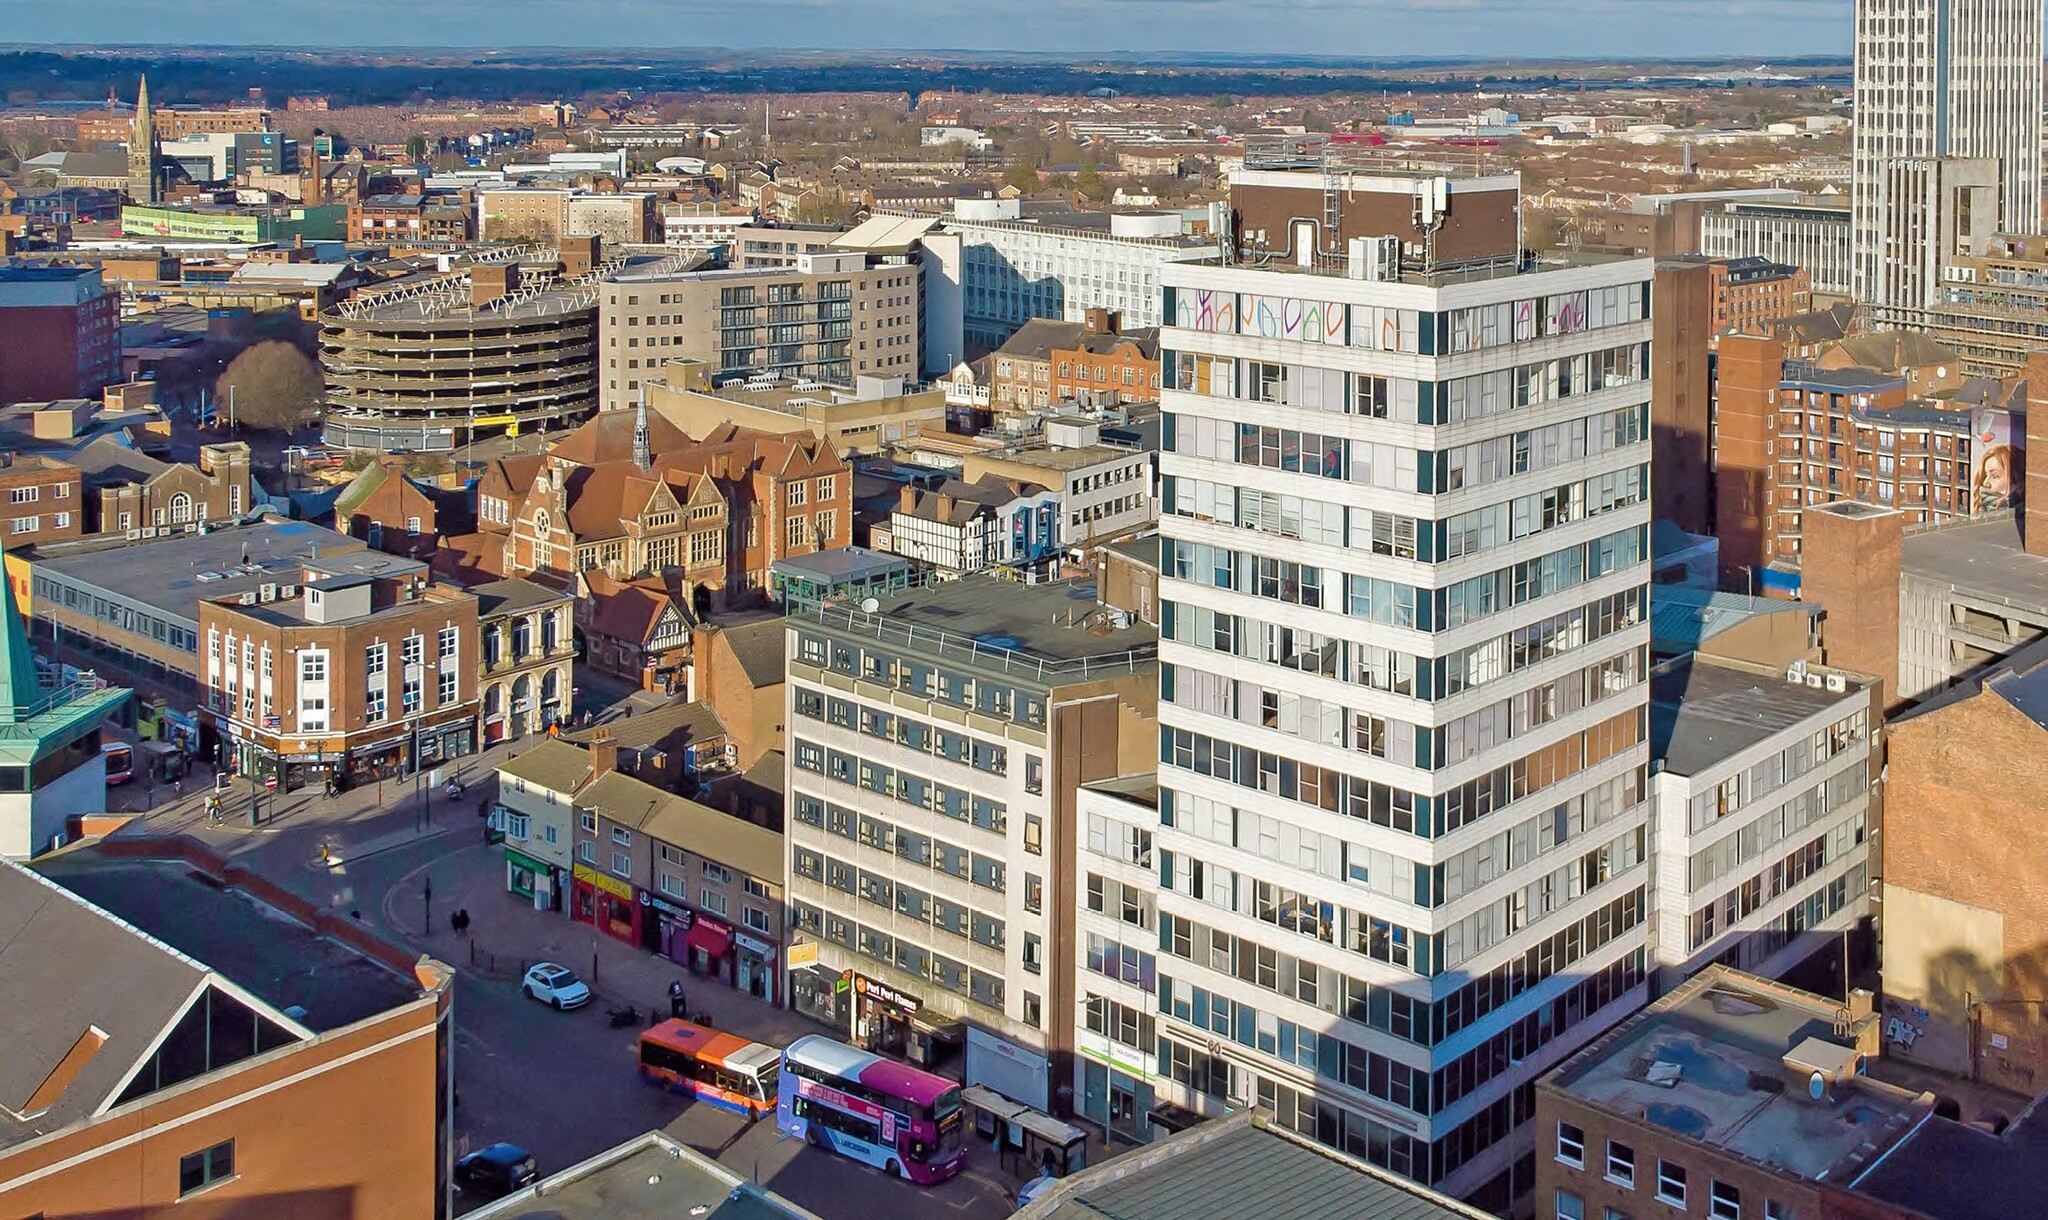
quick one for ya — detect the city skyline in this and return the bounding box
[15,0,1857,59]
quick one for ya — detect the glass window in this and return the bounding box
[1657,1162,1687,1207]
[1556,1121,1584,1167]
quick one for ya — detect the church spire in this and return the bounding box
[633,385,652,471]
[128,74,158,205]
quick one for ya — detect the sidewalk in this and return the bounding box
[385,840,821,1050]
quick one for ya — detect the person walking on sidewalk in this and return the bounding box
[669,978,687,1019]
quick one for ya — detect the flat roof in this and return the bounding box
[32,850,422,1033]
[466,1130,824,1220]
[1651,655,1866,776]
[28,520,365,622]
[1017,1112,1484,1220]
[803,575,1156,674]
[769,545,913,582]
[1550,966,1926,1182]
[1649,586,1814,655]
[973,443,1143,473]
[471,576,571,618]
[1900,514,2048,614]
[1851,1095,2048,1220]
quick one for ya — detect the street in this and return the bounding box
[126,733,1020,1220]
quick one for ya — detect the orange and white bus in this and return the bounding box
[636,1018,780,1117]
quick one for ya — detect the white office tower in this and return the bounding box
[1148,152,1655,1208]
[1852,0,2043,307]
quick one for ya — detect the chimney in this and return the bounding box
[1084,307,1118,334]
[471,263,518,308]
[587,729,618,778]
[898,484,917,512]
[935,492,956,520]
[2026,351,2048,556]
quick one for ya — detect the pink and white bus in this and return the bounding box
[776,1034,965,1184]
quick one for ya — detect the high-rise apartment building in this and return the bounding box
[1851,0,2043,306]
[1148,151,1655,1206]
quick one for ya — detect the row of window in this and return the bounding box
[1167,283,1646,352]
[789,900,1009,1014]
[1165,464,1644,567]
[791,636,1047,726]
[1161,974,1430,1115]
[791,742,1012,835]
[793,689,1040,787]
[1557,1121,1790,1219]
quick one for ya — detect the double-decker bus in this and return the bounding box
[636,1018,779,1117]
[776,1035,965,1183]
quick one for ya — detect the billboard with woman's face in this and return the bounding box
[1971,408,2023,514]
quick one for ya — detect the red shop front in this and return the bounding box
[571,862,642,946]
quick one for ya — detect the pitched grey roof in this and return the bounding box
[718,618,788,689]
[471,576,571,619]
[563,699,726,751]
[0,861,204,1150]
[494,738,599,794]
[582,771,784,881]
[1019,1113,1483,1220]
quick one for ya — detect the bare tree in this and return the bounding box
[215,341,324,433]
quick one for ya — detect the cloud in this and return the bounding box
[13,0,1856,57]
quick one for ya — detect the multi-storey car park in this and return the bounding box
[320,240,690,452]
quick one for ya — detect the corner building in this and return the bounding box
[1154,208,1655,1205]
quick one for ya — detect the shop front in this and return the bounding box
[787,944,843,1028]
[681,913,734,984]
[571,862,641,946]
[854,974,946,1067]
[733,930,778,1005]
[506,846,560,912]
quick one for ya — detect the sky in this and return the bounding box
[16,0,1854,60]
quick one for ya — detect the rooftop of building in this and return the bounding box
[30,848,424,1034]
[1850,1091,2048,1220]
[1900,513,2048,614]
[25,519,367,619]
[580,770,782,880]
[561,700,727,755]
[1181,245,1644,290]
[970,442,1149,473]
[1648,585,1816,657]
[1778,361,1904,393]
[769,545,912,583]
[1014,1111,1488,1220]
[0,263,101,282]
[1082,773,1161,810]
[471,576,573,618]
[495,737,600,795]
[801,574,1156,682]
[464,1129,825,1220]
[1650,654,1867,777]
[1548,965,1926,1183]
[1100,532,1161,571]
[709,616,789,690]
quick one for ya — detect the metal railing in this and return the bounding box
[797,596,1156,685]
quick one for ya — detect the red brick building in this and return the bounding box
[1707,256,1812,339]
[0,453,85,545]
[0,265,121,404]
[199,551,481,792]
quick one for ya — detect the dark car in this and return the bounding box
[454,1143,537,1197]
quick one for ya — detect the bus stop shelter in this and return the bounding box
[960,1084,1090,1179]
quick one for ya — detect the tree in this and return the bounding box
[405,134,428,160]
[214,341,323,433]
[1002,157,1041,193]
[1075,166,1107,202]
[1210,94,1237,109]
[792,191,853,226]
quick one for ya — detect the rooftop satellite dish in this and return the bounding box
[859,597,881,613]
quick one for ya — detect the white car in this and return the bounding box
[521,962,591,1010]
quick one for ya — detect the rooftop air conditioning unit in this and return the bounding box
[125,529,143,541]
[1825,673,1847,693]
[1805,674,1824,689]
[259,583,278,602]
[1785,660,1808,684]
[280,584,299,598]
[238,592,258,606]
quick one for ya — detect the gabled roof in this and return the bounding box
[1061,327,1160,359]
[714,618,787,689]
[562,462,676,541]
[585,579,692,645]
[996,317,1091,362]
[494,737,601,795]
[579,771,784,881]
[431,532,508,584]
[563,700,726,751]
[547,408,693,468]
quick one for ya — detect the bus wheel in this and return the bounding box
[885,1159,902,1179]
[805,1126,822,1149]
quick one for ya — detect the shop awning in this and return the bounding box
[912,1012,967,1040]
[685,919,732,959]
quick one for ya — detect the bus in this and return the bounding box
[776,1035,965,1184]
[636,1019,779,1117]
[101,741,133,786]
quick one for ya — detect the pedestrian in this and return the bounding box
[669,978,686,1019]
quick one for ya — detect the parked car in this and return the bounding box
[522,962,591,1010]
[455,1143,537,1197]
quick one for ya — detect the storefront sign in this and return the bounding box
[263,714,282,730]
[644,893,693,922]
[734,932,774,958]
[572,862,634,901]
[787,941,819,969]
[853,974,922,1015]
